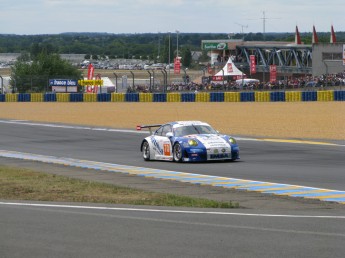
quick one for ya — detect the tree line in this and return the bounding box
[1,31,343,62]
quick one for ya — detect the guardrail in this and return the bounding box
[0,91,344,102]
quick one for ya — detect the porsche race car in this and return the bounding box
[137,121,240,162]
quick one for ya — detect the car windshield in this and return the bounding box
[174,125,217,137]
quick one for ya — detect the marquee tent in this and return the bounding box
[214,57,245,77]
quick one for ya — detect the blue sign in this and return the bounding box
[49,79,78,86]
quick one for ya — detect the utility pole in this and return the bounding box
[235,23,248,40]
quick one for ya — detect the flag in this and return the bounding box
[330,25,336,43]
[312,26,318,44]
[295,26,301,44]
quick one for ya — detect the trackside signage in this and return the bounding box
[202,42,228,50]
[49,79,78,86]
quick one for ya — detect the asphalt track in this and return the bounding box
[1,120,345,257]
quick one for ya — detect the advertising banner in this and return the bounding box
[202,42,228,50]
[250,55,256,74]
[227,63,233,73]
[212,76,223,81]
[270,65,277,82]
[174,58,181,74]
[343,44,345,66]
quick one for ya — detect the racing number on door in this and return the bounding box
[163,143,171,156]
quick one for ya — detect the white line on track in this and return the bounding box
[1,202,345,219]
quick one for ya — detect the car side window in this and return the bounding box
[162,125,172,136]
[155,127,164,136]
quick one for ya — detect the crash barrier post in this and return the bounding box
[70,93,83,102]
[18,93,31,102]
[30,93,44,102]
[334,91,345,101]
[5,93,18,102]
[111,93,125,102]
[317,91,334,101]
[255,91,270,102]
[195,92,210,102]
[97,93,111,102]
[56,93,70,102]
[125,93,139,102]
[240,92,255,102]
[285,91,301,102]
[224,92,240,102]
[181,92,195,102]
[153,93,167,102]
[210,92,224,102]
[83,93,97,102]
[270,92,285,102]
[0,94,5,102]
[139,93,153,102]
[302,91,317,101]
[167,92,181,102]
[44,93,57,102]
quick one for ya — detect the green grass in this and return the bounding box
[0,166,239,208]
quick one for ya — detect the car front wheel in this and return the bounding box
[173,143,183,162]
[142,141,150,161]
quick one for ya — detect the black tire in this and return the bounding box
[173,143,183,162]
[142,141,150,161]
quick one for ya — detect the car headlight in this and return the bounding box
[229,137,237,144]
[188,139,198,146]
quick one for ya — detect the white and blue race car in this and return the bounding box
[137,121,240,162]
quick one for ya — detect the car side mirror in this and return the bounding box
[166,132,173,138]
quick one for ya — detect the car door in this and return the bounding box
[153,124,173,160]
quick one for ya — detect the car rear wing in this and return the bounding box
[136,124,162,134]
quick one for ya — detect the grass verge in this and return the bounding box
[0,166,239,208]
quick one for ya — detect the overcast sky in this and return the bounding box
[1,0,343,35]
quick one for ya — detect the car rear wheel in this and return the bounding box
[173,143,183,162]
[142,141,150,161]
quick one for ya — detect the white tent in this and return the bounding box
[214,57,245,77]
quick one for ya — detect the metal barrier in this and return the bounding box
[70,93,83,102]
[153,93,167,102]
[240,92,255,102]
[0,91,344,103]
[334,91,345,101]
[210,92,224,102]
[255,92,270,102]
[270,92,285,102]
[111,93,125,102]
[18,93,31,102]
[285,91,302,102]
[125,93,139,102]
[302,91,317,101]
[181,93,195,102]
[44,93,57,102]
[97,93,111,102]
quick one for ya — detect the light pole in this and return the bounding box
[176,30,179,58]
[168,32,171,86]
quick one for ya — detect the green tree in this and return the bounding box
[11,52,82,93]
[181,47,192,68]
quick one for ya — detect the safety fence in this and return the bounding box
[0,91,344,102]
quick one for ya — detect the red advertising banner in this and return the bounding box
[227,63,233,73]
[87,63,95,93]
[174,58,181,74]
[212,76,224,81]
[270,65,277,82]
[250,55,256,74]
